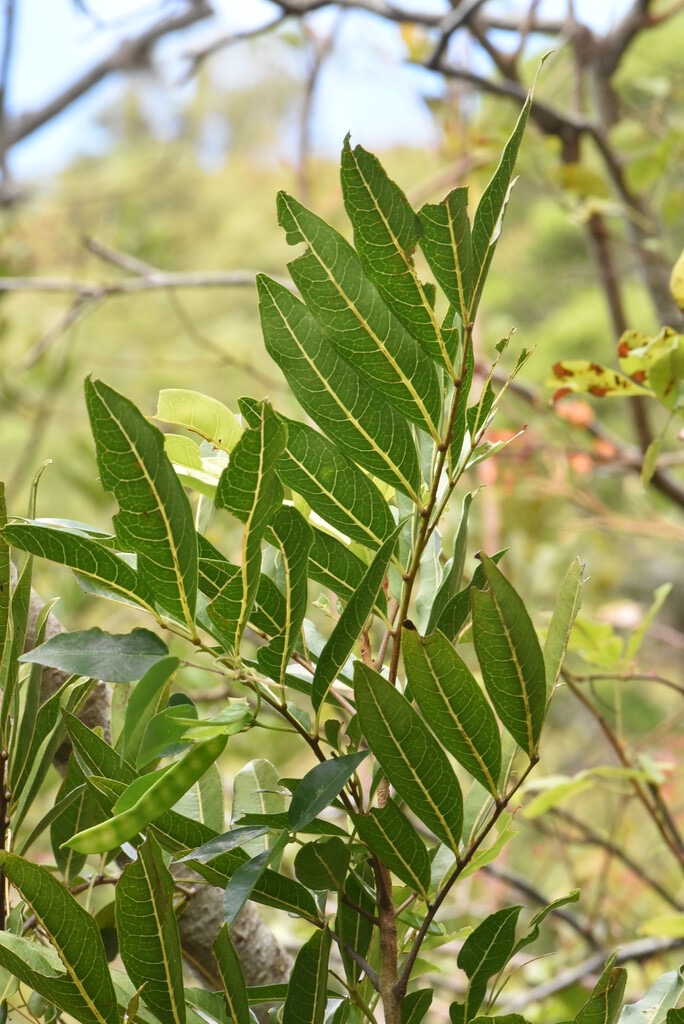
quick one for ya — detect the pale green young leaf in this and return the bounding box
[312,525,401,710]
[258,505,313,685]
[155,389,242,452]
[471,554,546,757]
[118,656,179,764]
[1,521,156,614]
[241,397,395,550]
[419,186,472,324]
[281,926,332,1024]
[257,274,421,499]
[277,190,442,437]
[116,833,186,1024]
[0,853,118,1024]
[213,924,251,1024]
[85,377,198,629]
[619,969,684,1024]
[20,627,168,683]
[341,136,454,371]
[543,557,585,697]
[353,799,431,898]
[354,663,463,852]
[212,401,286,652]
[402,625,501,796]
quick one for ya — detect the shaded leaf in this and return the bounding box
[281,927,332,1024]
[471,555,546,757]
[223,831,289,927]
[20,627,168,683]
[354,663,463,852]
[294,837,350,891]
[337,860,375,987]
[213,924,251,1024]
[353,799,431,898]
[456,906,522,1021]
[288,750,368,832]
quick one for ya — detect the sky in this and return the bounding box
[6,0,631,180]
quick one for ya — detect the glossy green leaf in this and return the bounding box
[212,400,286,652]
[354,663,463,852]
[419,186,472,323]
[288,750,368,832]
[1,521,155,613]
[155,389,242,452]
[258,505,313,685]
[281,926,332,1024]
[213,924,251,1024]
[471,554,546,757]
[0,853,118,1024]
[116,833,185,1024]
[543,558,585,697]
[294,837,350,891]
[454,906,522,1022]
[574,955,627,1024]
[341,136,454,371]
[403,625,501,796]
[278,190,442,437]
[20,626,168,683]
[257,274,421,499]
[312,524,400,710]
[353,798,431,897]
[85,377,198,628]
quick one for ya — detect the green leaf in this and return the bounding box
[85,377,198,629]
[118,656,179,764]
[308,527,384,610]
[1,521,155,613]
[403,989,434,1024]
[294,837,350,891]
[20,627,168,683]
[470,74,539,318]
[619,968,684,1024]
[281,926,332,1024]
[213,924,251,1024]
[574,955,627,1024]
[419,186,472,324]
[212,400,286,652]
[353,798,431,898]
[354,663,463,852]
[257,274,421,499]
[241,398,395,551]
[173,759,225,833]
[426,492,475,634]
[277,190,442,437]
[341,137,454,371]
[543,558,585,697]
[434,550,507,640]
[51,756,101,882]
[223,831,289,927]
[288,750,368,832]
[116,833,185,1024]
[456,906,522,1021]
[0,546,33,744]
[336,859,375,987]
[513,890,581,955]
[155,389,242,452]
[180,826,272,862]
[402,625,502,797]
[0,853,118,1024]
[471,554,546,757]
[232,759,287,855]
[312,524,401,710]
[258,505,313,685]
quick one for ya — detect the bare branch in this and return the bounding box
[2,0,213,150]
[181,11,288,81]
[0,269,293,297]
